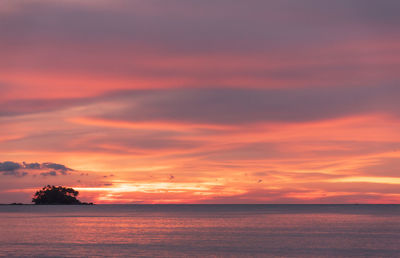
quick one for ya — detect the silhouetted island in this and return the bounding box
[32,185,93,205]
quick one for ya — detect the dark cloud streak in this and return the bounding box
[3,85,400,124]
[97,86,400,125]
[2,0,399,52]
[0,161,73,177]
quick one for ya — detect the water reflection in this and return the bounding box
[0,205,399,257]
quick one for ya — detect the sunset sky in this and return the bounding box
[1,0,400,204]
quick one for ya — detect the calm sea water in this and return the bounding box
[0,205,399,257]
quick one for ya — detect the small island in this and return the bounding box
[32,185,93,205]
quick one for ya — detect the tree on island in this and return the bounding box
[32,185,92,205]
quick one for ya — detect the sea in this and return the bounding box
[0,204,399,257]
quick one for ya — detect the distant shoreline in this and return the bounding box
[0,203,399,205]
[0,203,94,205]
[0,203,28,205]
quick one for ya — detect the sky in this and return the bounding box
[1,0,400,204]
